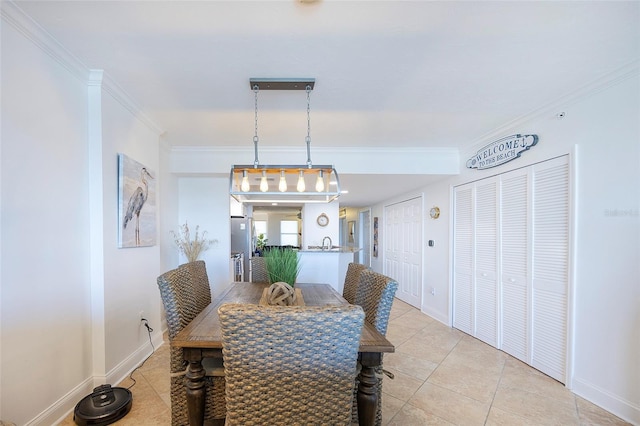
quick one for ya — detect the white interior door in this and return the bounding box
[384,197,422,308]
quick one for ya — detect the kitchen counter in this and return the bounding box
[298,246,362,253]
[296,249,360,293]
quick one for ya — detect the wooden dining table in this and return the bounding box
[171,281,395,426]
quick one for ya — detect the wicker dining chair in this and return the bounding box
[219,303,365,426]
[250,257,269,283]
[351,270,399,426]
[342,262,369,305]
[182,260,211,312]
[157,262,226,425]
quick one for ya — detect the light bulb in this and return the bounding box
[240,170,250,192]
[259,170,268,192]
[278,170,287,192]
[297,170,306,192]
[315,170,325,192]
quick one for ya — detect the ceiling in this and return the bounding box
[13,1,639,207]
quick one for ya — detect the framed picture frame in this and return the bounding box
[118,153,156,248]
[348,220,355,243]
[373,217,379,257]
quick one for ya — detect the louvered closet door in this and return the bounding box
[531,157,569,382]
[500,167,530,362]
[475,178,499,346]
[452,156,570,384]
[453,186,474,334]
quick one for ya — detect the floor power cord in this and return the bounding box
[127,319,155,390]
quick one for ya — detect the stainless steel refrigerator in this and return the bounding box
[230,216,252,281]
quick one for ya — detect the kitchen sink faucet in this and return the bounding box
[322,236,332,251]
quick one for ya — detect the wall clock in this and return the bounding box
[430,207,440,219]
[317,213,329,227]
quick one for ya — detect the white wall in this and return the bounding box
[302,202,339,249]
[176,176,231,299]
[373,69,640,423]
[421,181,451,324]
[159,136,180,276]
[1,5,165,424]
[563,75,639,423]
[1,17,91,425]
[101,89,162,375]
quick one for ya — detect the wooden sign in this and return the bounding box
[466,134,538,170]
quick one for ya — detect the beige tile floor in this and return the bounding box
[60,299,629,425]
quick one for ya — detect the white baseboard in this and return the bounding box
[421,305,449,327]
[27,332,165,426]
[572,377,640,425]
[26,377,94,426]
[106,332,165,387]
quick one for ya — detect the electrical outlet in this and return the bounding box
[431,287,436,296]
[139,311,145,321]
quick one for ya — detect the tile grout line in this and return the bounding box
[482,350,508,425]
[384,302,439,425]
[383,317,460,426]
[386,301,473,424]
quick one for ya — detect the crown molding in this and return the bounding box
[101,72,165,135]
[2,1,164,135]
[465,60,640,154]
[1,0,89,81]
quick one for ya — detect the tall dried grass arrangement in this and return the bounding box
[170,222,217,263]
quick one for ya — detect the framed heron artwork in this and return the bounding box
[118,153,156,248]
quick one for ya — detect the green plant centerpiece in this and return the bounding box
[263,247,300,286]
[263,247,302,306]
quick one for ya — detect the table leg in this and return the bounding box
[184,350,206,426]
[357,352,382,426]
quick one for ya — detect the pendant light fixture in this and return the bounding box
[229,78,340,204]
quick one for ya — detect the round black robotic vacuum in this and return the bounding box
[73,384,132,426]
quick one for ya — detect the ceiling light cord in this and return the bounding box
[253,84,260,168]
[305,85,312,168]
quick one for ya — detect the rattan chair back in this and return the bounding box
[352,270,398,425]
[219,303,365,426]
[157,265,198,340]
[182,260,211,312]
[157,262,225,425]
[342,262,369,304]
[354,270,398,335]
[250,257,269,283]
